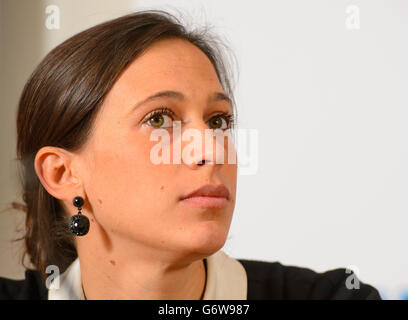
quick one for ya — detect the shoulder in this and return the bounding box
[237,258,381,300]
[0,270,48,300]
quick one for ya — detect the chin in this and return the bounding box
[184,222,229,255]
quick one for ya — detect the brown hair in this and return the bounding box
[11,9,238,280]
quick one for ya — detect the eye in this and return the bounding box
[143,107,175,128]
[207,113,235,130]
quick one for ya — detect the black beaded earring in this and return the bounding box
[69,196,90,236]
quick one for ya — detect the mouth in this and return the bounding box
[179,184,230,209]
[180,196,229,209]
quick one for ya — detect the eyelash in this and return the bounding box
[143,107,235,129]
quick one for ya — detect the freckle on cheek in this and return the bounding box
[160,185,164,190]
[110,260,116,266]
[98,199,102,204]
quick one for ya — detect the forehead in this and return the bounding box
[121,37,221,90]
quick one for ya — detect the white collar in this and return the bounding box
[48,250,247,300]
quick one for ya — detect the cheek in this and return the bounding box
[85,134,177,231]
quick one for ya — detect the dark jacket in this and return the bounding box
[0,259,381,300]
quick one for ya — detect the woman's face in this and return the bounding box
[76,38,237,258]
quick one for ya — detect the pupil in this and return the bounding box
[152,116,163,126]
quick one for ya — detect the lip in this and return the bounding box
[180,184,230,201]
[179,184,230,208]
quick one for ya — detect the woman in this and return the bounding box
[0,10,381,300]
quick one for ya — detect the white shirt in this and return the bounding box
[48,250,248,300]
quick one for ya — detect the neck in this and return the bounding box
[76,235,208,300]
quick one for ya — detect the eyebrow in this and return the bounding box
[129,90,232,114]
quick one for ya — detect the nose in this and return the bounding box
[197,159,209,166]
[181,117,225,170]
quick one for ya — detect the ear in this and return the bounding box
[34,146,83,203]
